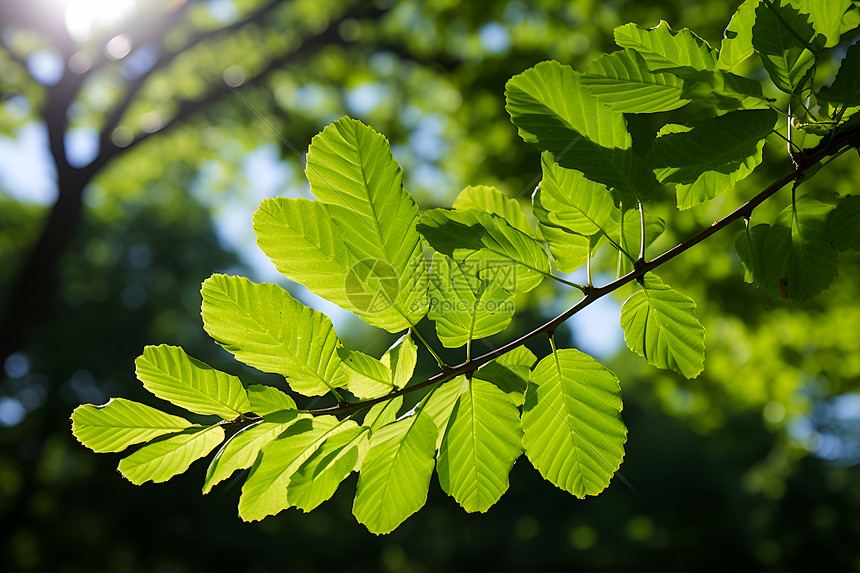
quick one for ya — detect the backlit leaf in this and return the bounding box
[118,425,225,486]
[201,274,346,397]
[474,346,537,407]
[522,349,627,497]
[71,398,192,453]
[437,377,524,513]
[620,274,706,379]
[753,0,825,93]
[453,185,535,238]
[135,344,250,419]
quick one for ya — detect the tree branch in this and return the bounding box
[301,121,860,418]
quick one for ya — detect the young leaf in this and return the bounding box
[203,410,307,495]
[646,109,777,210]
[286,426,370,512]
[134,344,250,419]
[363,396,404,430]
[453,185,536,238]
[474,346,537,407]
[581,48,689,113]
[305,117,428,331]
[200,274,346,397]
[118,425,225,486]
[522,349,627,497]
[505,60,654,204]
[829,195,860,251]
[437,377,524,513]
[753,0,825,94]
[428,254,515,349]
[614,20,718,72]
[417,208,551,293]
[71,398,192,453]
[735,224,771,284]
[538,152,615,236]
[352,407,438,534]
[340,333,417,399]
[247,384,297,415]
[719,0,759,72]
[238,416,354,521]
[620,274,706,379]
[763,196,839,301]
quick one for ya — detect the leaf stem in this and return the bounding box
[637,201,646,263]
[411,327,446,369]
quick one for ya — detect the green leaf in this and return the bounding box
[829,195,860,251]
[417,208,551,293]
[735,224,771,283]
[428,254,515,349]
[610,208,667,276]
[71,398,192,453]
[620,274,706,379]
[363,396,404,430]
[247,384,297,416]
[437,377,524,513]
[763,196,839,301]
[753,0,824,94]
[673,68,770,110]
[505,60,654,204]
[452,185,536,238]
[646,109,777,209]
[792,0,856,47]
[203,410,307,494]
[581,48,689,113]
[253,198,357,315]
[286,426,370,512]
[819,42,860,112]
[339,333,417,399]
[238,416,355,521]
[134,344,250,419]
[474,346,537,407]
[352,406,438,534]
[719,0,760,72]
[201,274,346,397]
[522,349,627,497]
[536,223,590,273]
[421,377,468,450]
[305,117,428,331]
[118,425,225,486]
[614,20,718,72]
[538,152,615,236]
[383,333,417,391]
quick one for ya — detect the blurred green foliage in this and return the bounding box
[1,0,859,570]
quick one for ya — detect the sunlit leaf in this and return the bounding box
[247,384,297,416]
[71,398,192,453]
[305,117,428,331]
[614,20,718,72]
[238,416,354,521]
[201,274,346,397]
[418,208,550,293]
[363,396,404,430]
[719,0,759,72]
[135,344,250,419]
[538,152,615,236]
[474,346,537,407]
[505,60,654,204]
[581,48,689,113]
[428,254,515,349]
[437,377,524,513]
[118,425,225,486]
[452,185,535,238]
[522,349,627,497]
[203,409,307,495]
[620,274,706,379]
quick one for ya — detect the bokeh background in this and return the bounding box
[2,0,860,570]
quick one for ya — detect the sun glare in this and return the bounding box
[62,0,137,41]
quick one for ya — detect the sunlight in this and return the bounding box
[62,0,137,41]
